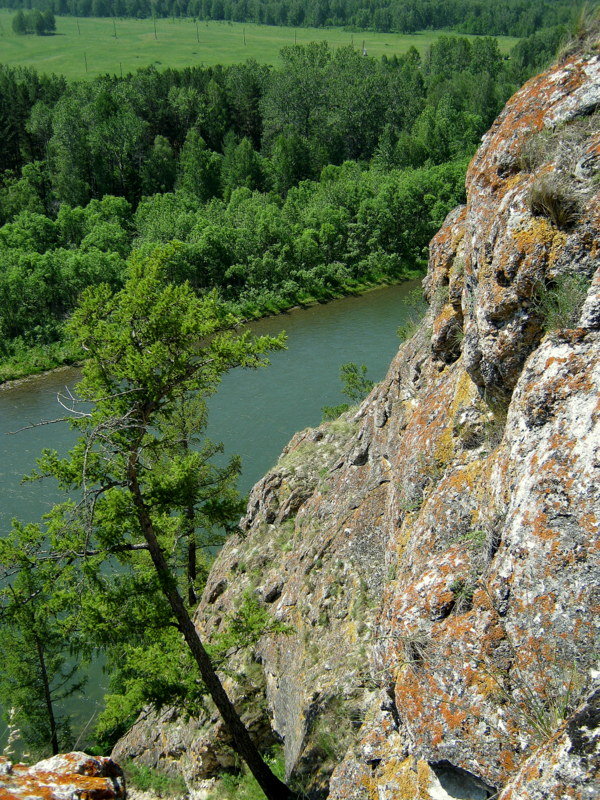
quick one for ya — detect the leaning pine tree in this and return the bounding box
[27,243,295,800]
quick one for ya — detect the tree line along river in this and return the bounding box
[0,280,420,746]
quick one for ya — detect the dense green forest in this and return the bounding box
[2,0,581,36]
[0,25,569,381]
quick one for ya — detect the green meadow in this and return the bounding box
[0,11,520,79]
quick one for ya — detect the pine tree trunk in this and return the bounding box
[186,505,197,607]
[127,459,296,800]
[34,634,59,756]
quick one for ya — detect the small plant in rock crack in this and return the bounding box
[460,529,487,549]
[518,129,553,172]
[397,287,428,341]
[482,652,590,744]
[533,272,591,331]
[397,315,422,342]
[433,283,450,310]
[527,174,581,230]
[398,491,423,513]
[398,632,431,668]
[450,578,476,613]
[450,324,465,347]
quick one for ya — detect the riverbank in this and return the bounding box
[0,269,423,388]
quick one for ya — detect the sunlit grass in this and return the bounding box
[0,11,520,79]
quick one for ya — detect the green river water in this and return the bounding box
[0,280,420,748]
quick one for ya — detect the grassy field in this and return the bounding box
[0,11,520,79]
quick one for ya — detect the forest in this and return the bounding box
[1,0,579,36]
[0,25,567,381]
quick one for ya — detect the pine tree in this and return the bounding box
[26,244,296,799]
[176,130,222,201]
[12,10,27,35]
[43,9,56,33]
[31,9,46,36]
[0,523,84,757]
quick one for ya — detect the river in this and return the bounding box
[0,280,420,748]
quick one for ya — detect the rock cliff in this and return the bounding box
[114,44,600,799]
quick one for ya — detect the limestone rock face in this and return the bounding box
[114,48,600,799]
[460,52,600,403]
[0,752,125,800]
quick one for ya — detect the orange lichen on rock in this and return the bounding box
[0,754,125,800]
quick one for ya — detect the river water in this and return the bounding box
[0,280,420,747]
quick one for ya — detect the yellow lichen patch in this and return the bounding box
[433,418,457,468]
[513,216,559,256]
[397,522,415,555]
[453,368,479,409]
[548,229,568,267]
[468,457,498,522]
[378,756,432,800]
[357,772,377,800]
[444,459,484,497]
[433,302,456,333]
[504,172,527,193]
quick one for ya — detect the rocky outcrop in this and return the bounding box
[115,46,600,799]
[0,752,125,800]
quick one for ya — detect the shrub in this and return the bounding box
[518,130,553,172]
[397,315,422,341]
[321,362,373,421]
[322,402,350,421]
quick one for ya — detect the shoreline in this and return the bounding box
[0,363,83,393]
[0,272,421,392]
